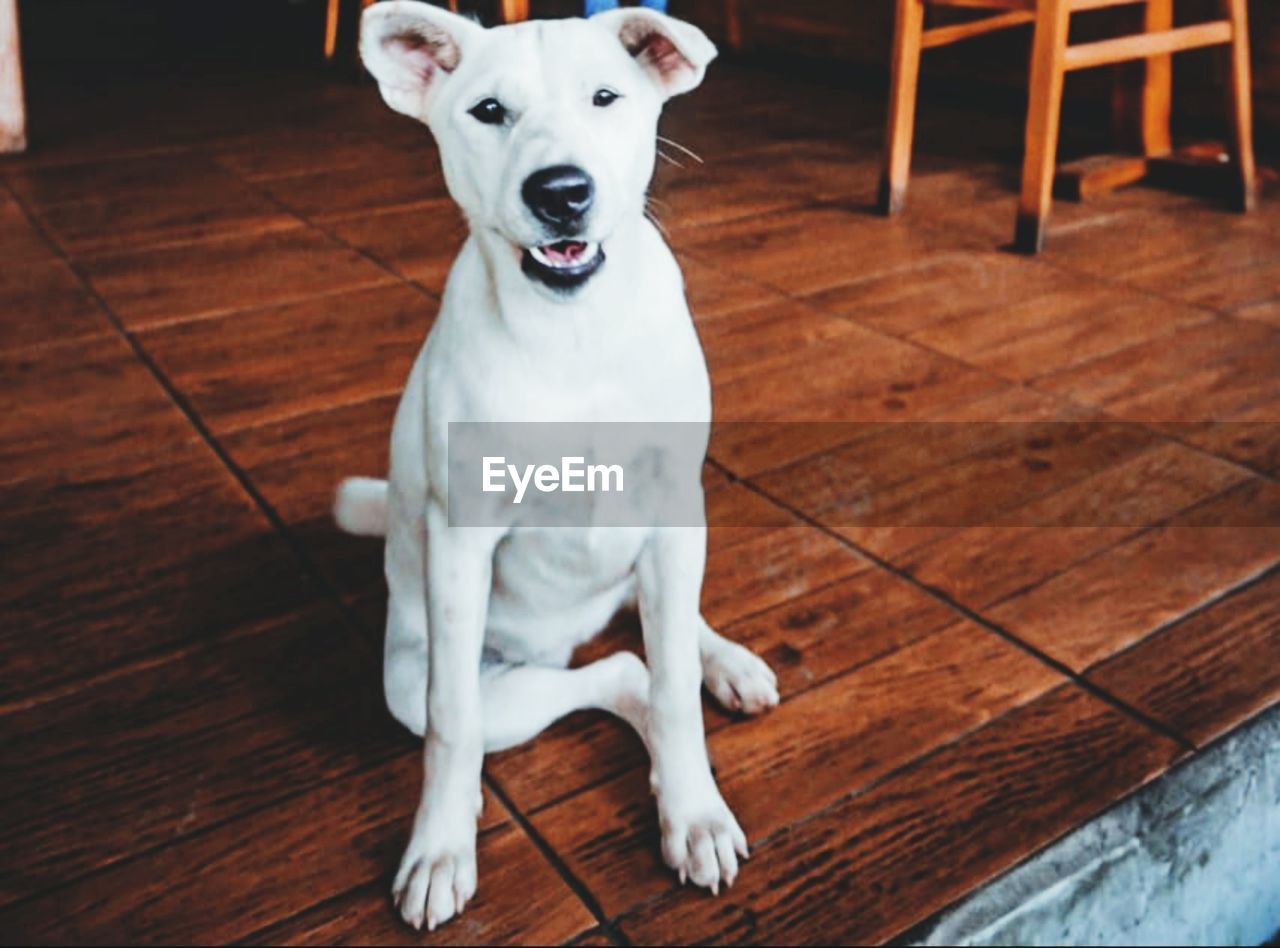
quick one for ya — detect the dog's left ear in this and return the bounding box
[592,8,717,100]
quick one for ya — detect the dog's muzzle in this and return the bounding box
[521,239,605,291]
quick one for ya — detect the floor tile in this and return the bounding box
[1089,570,1280,747]
[8,154,298,253]
[243,824,597,946]
[754,417,1157,561]
[1036,318,1280,423]
[79,228,397,328]
[1045,202,1280,313]
[220,396,400,600]
[0,333,198,485]
[526,622,1061,920]
[0,755,529,945]
[0,190,54,263]
[0,257,110,353]
[903,440,1251,608]
[487,563,962,815]
[614,684,1181,945]
[259,145,447,219]
[679,203,967,297]
[0,445,318,702]
[651,138,880,232]
[139,283,432,434]
[986,480,1280,670]
[0,603,404,904]
[322,200,466,294]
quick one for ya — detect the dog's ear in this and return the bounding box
[360,0,484,121]
[592,8,717,100]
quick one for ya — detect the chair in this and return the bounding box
[879,0,1257,253]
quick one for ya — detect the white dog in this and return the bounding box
[334,2,778,931]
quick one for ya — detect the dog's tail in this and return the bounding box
[333,477,389,537]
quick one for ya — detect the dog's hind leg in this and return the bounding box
[699,619,779,716]
[480,651,651,753]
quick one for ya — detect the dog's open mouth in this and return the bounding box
[521,240,605,291]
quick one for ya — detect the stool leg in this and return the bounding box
[501,0,531,22]
[1222,0,1257,212]
[1015,0,1070,254]
[878,0,925,216]
[324,0,340,61]
[1141,0,1173,157]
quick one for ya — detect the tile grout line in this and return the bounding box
[725,470,1199,753]
[483,771,633,947]
[209,153,450,306]
[1,179,382,668]
[605,675,1170,941]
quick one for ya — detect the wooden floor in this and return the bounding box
[2,55,1279,946]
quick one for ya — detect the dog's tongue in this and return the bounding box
[542,240,587,265]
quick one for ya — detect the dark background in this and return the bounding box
[14,0,1279,155]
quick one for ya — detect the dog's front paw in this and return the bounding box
[703,636,779,715]
[658,784,749,895]
[392,807,478,931]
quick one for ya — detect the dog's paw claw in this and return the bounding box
[703,638,780,716]
[660,792,747,896]
[392,822,477,932]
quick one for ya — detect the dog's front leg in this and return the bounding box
[393,500,498,931]
[637,525,748,894]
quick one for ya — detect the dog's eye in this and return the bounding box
[592,88,620,108]
[468,98,508,125]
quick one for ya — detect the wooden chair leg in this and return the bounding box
[323,0,340,61]
[501,0,531,22]
[1014,0,1070,254]
[878,0,925,216]
[1141,0,1173,157]
[1222,0,1257,212]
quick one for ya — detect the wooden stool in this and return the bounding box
[879,0,1258,253]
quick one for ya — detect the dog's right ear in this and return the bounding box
[360,1,484,121]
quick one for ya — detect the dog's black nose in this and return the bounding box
[522,165,595,229]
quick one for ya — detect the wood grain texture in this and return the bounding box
[322,200,468,294]
[0,447,319,702]
[1089,570,1280,747]
[242,825,597,947]
[652,138,879,232]
[78,227,397,328]
[615,684,1181,945]
[0,755,518,945]
[220,395,400,602]
[988,480,1280,669]
[679,203,971,298]
[755,418,1157,560]
[8,154,298,253]
[0,604,408,904]
[904,441,1251,607]
[259,145,447,219]
[0,190,49,263]
[1036,317,1280,424]
[527,623,1062,919]
[138,283,433,434]
[487,562,962,815]
[0,333,198,485]
[0,257,109,353]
